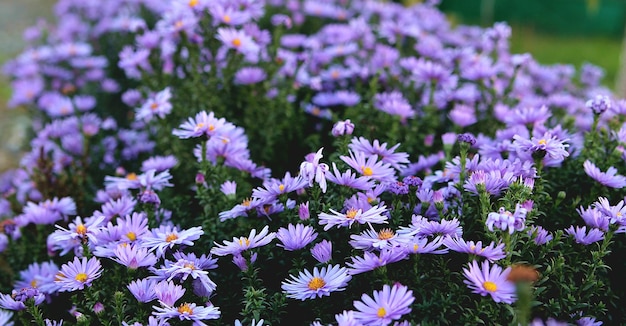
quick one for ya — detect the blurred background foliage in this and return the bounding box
[1,0,625,170]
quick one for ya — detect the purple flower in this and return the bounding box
[340,150,397,182]
[349,137,410,171]
[325,163,375,191]
[527,226,553,245]
[141,155,178,173]
[331,119,355,137]
[111,244,157,269]
[154,280,186,307]
[211,225,275,256]
[220,181,237,198]
[276,224,317,251]
[353,284,414,325]
[486,205,527,234]
[586,94,611,115]
[152,302,220,324]
[299,202,310,220]
[443,237,506,261]
[127,278,157,303]
[311,240,333,264]
[512,133,570,162]
[136,87,172,121]
[55,257,103,292]
[299,148,329,193]
[565,226,605,245]
[281,265,351,300]
[234,67,266,85]
[463,260,516,304]
[318,205,388,231]
[583,160,626,188]
[141,225,203,257]
[346,248,408,275]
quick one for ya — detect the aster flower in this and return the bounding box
[111,243,158,269]
[565,226,605,245]
[299,148,329,193]
[486,205,527,234]
[281,265,352,300]
[152,302,220,324]
[141,225,204,257]
[211,225,275,256]
[463,260,516,304]
[141,155,178,173]
[443,236,506,261]
[332,119,355,137]
[154,280,186,307]
[353,284,414,326]
[325,163,375,191]
[340,150,397,182]
[234,67,266,85]
[220,181,237,197]
[349,226,405,251]
[583,160,626,189]
[55,257,103,292]
[128,278,157,303]
[527,226,553,245]
[0,310,12,326]
[512,133,569,162]
[14,261,59,294]
[400,235,448,255]
[346,248,408,275]
[318,205,388,231]
[172,111,230,139]
[311,240,333,263]
[136,87,172,121]
[276,224,318,251]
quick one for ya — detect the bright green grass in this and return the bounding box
[509,25,623,91]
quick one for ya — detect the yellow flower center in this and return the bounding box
[165,233,178,242]
[126,232,137,241]
[346,208,358,219]
[312,107,321,116]
[413,244,419,252]
[31,280,38,288]
[75,273,88,283]
[331,70,339,79]
[150,103,159,110]
[223,15,231,23]
[208,124,215,131]
[278,184,285,192]
[232,38,242,47]
[618,212,623,217]
[377,307,387,318]
[483,281,497,292]
[177,303,193,315]
[242,198,252,206]
[307,277,326,290]
[184,262,195,270]
[361,166,373,176]
[538,139,547,145]
[126,173,138,181]
[196,122,205,130]
[239,237,251,247]
[378,228,394,240]
[76,224,87,236]
[188,0,198,7]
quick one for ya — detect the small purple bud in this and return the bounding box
[299,202,310,220]
[331,119,355,137]
[457,133,476,146]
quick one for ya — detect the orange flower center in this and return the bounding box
[177,303,193,315]
[361,166,373,176]
[346,208,358,219]
[483,281,497,292]
[278,184,285,192]
[188,0,198,7]
[377,307,387,318]
[232,38,242,47]
[538,139,547,145]
[126,173,138,181]
[75,273,88,283]
[150,103,159,110]
[165,233,178,242]
[126,232,137,241]
[378,228,394,240]
[238,237,251,247]
[223,15,231,23]
[307,277,326,290]
[76,224,87,236]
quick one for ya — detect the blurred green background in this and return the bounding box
[438,0,626,91]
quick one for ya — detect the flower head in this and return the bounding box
[353,284,414,325]
[463,260,516,303]
[281,265,351,300]
[276,224,317,251]
[55,257,103,292]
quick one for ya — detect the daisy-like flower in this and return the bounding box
[135,87,172,121]
[443,237,506,261]
[583,160,626,189]
[211,225,275,256]
[154,280,186,306]
[55,257,103,292]
[400,235,448,255]
[141,225,204,257]
[512,132,569,162]
[463,260,516,304]
[311,240,333,263]
[152,302,220,324]
[111,243,158,269]
[281,265,351,300]
[349,226,405,251]
[565,226,605,245]
[172,111,231,139]
[349,137,410,171]
[325,163,375,191]
[276,224,318,251]
[353,283,414,325]
[318,205,388,231]
[0,309,13,326]
[346,248,408,275]
[340,150,397,182]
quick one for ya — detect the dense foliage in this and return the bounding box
[1,0,625,325]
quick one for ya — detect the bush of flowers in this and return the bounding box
[1,0,626,325]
